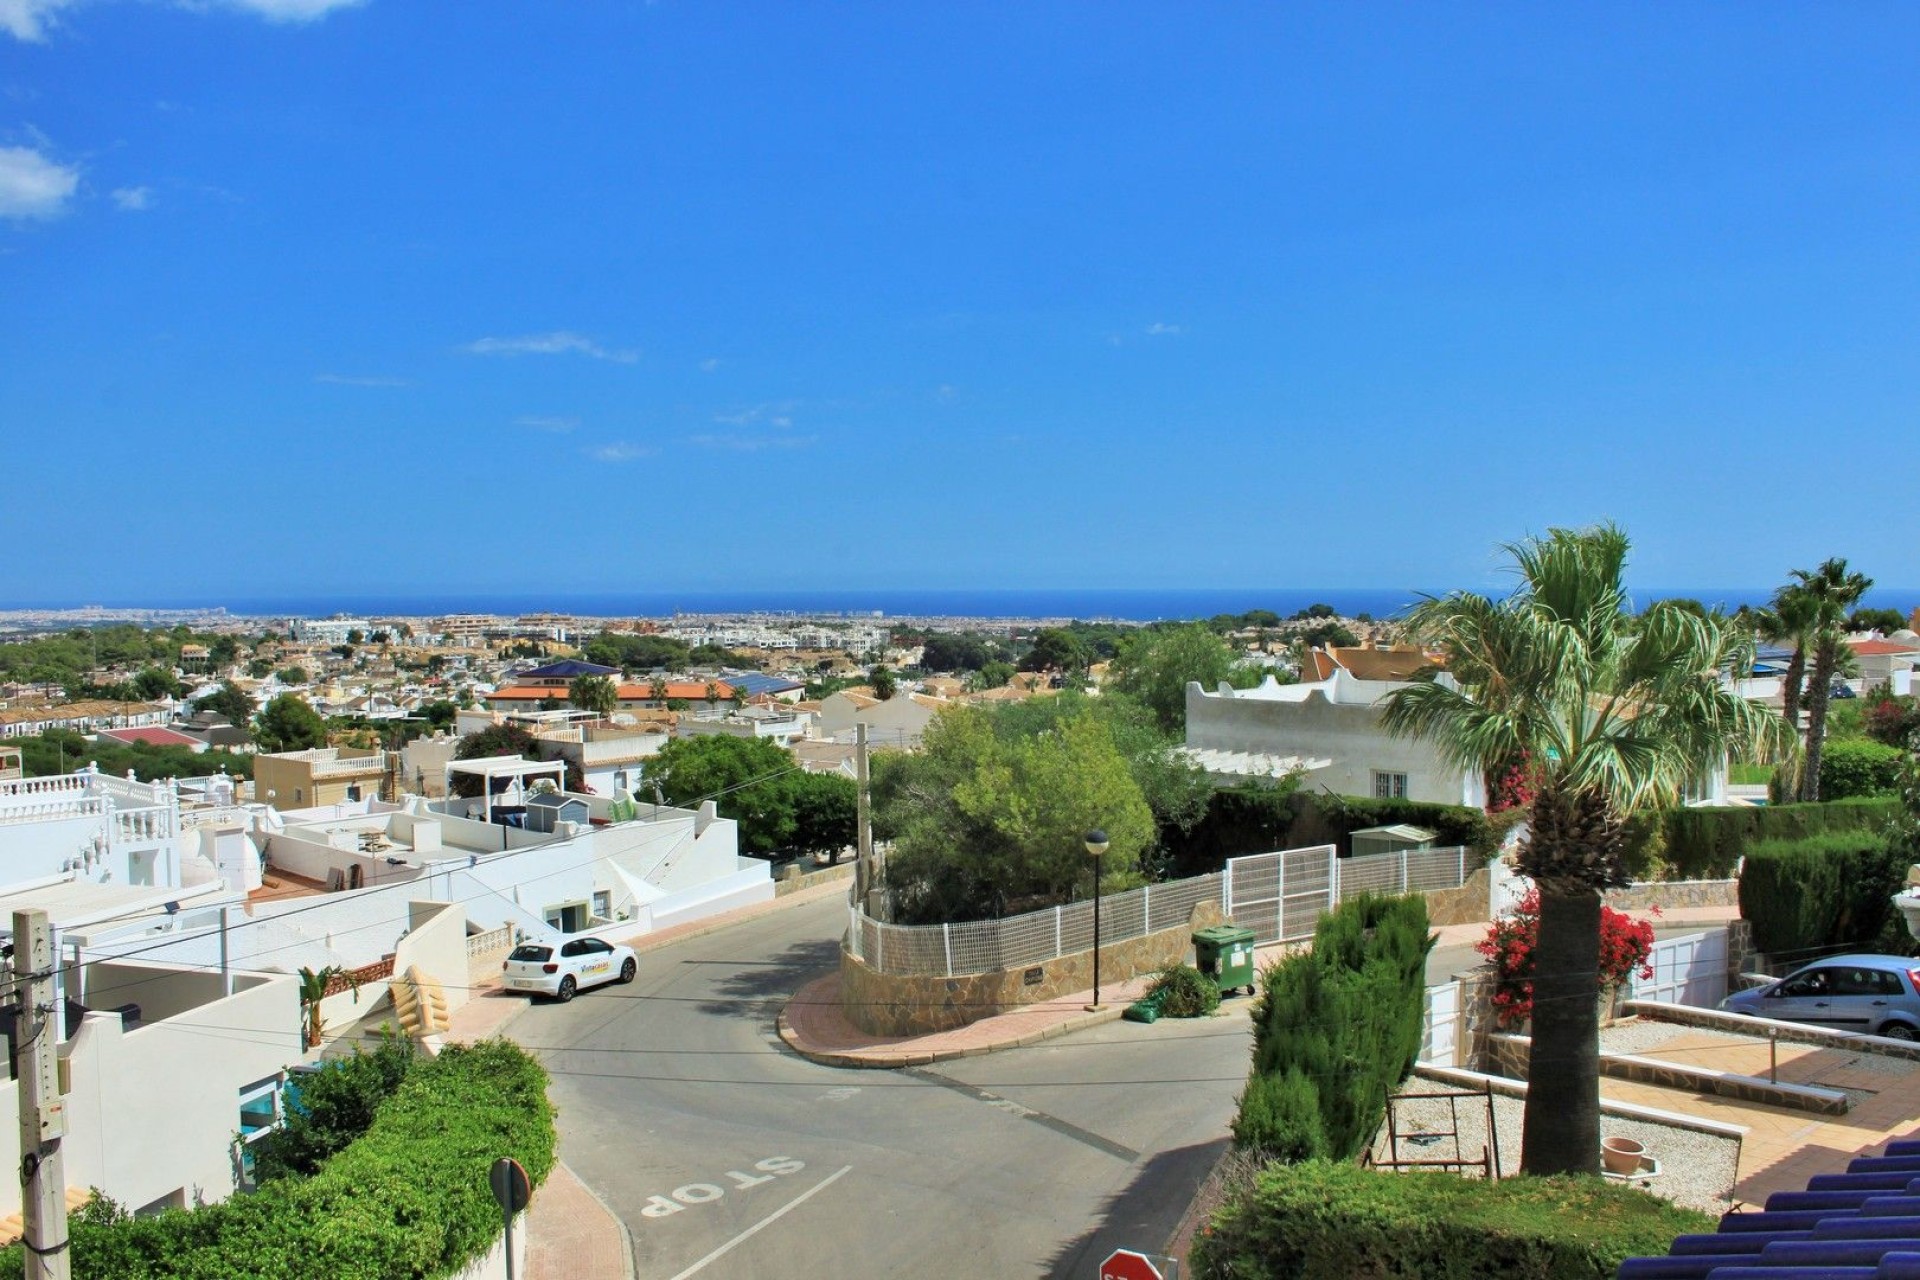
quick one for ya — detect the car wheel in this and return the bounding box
[619,958,637,984]
[1879,1022,1918,1042]
[556,976,577,1003]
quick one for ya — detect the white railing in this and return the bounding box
[0,774,93,800]
[0,796,107,826]
[851,844,1474,979]
[466,925,515,958]
[309,753,386,778]
[112,805,176,844]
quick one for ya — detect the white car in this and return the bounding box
[502,936,637,1001]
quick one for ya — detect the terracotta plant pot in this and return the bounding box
[1601,1136,1646,1175]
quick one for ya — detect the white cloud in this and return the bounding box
[463,331,639,364]
[315,373,409,388]
[213,0,364,22]
[1145,322,1181,336]
[589,442,653,463]
[0,0,75,42]
[699,358,721,374]
[689,433,815,453]
[0,145,78,219]
[516,415,576,433]
[111,185,152,211]
[713,401,796,428]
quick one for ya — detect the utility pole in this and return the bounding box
[854,723,872,909]
[12,909,71,1280]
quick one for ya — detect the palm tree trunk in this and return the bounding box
[1521,881,1603,1176]
[1781,644,1806,733]
[1801,640,1838,802]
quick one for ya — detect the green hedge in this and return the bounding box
[1663,797,1900,880]
[1,1039,556,1280]
[1819,738,1908,801]
[1234,894,1431,1161]
[1191,1160,1714,1280]
[1166,788,1495,878]
[1738,831,1913,961]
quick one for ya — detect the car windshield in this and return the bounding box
[508,944,552,962]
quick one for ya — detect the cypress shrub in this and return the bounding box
[1664,797,1900,879]
[1738,831,1913,960]
[1237,893,1432,1163]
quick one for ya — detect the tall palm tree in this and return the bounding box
[1792,558,1873,801]
[1381,524,1790,1176]
[1757,587,1817,735]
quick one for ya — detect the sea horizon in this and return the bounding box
[5,585,1913,624]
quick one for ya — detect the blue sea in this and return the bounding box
[186,584,1896,622]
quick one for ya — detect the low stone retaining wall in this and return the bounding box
[840,900,1225,1036]
[1488,1032,1849,1115]
[1423,866,1492,927]
[1604,879,1739,911]
[775,860,855,897]
[1620,999,1920,1062]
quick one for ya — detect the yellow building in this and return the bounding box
[252,747,387,810]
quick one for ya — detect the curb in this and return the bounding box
[776,980,1133,1070]
[557,1157,637,1280]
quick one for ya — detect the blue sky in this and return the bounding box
[2,3,1917,605]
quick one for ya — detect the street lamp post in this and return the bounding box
[1084,829,1109,1010]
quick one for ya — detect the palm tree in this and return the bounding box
[1792,558,1873,801]
[1756,587,1817,735]
[1381,524,1790,1176]
[568,673,618,718]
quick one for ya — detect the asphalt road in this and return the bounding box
[511,894,1254,1280]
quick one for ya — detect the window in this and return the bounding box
[238,1076,283,1140]
[592,891,612,919]
[1372,771,1409,800]
[1777,969,1833,998]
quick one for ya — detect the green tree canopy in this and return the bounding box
[192,680,257,729]
[1380,524,1792,1177]
[789,771,858,859]
[132,666,185,701]
[253,693,328,753]
[643,735,801,855]
[1107,622,1262,735]
[1020,627,1087,675]
[581,632,691,672]
[875,704,1156,924]
[869,666,897,700]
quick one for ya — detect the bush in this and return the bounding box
[0,1039,556,1280]
[1165,788,1495,878]
[1479,889,1654,1027]
[1663,798,1901,879]
[1148,963,1221,1018]
[1236,894,1432,1162]
[1738,831,1913,961]
[1191,1160,1715,1280]
[1819,738,1907,800]
[251,1037,414,1182]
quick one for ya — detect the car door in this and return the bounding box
[575,938,616,989]
[1762,967,1838,1028]
[1822,967,1881,1034]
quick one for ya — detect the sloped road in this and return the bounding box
[512,894,1252,1279]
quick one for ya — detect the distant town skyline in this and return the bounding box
[4,5,1917,600]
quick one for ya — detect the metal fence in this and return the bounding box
[850,844,1471,979]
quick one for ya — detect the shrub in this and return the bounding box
[1819,738,1907,800]
[251,1036,414,1183]
[1865,694,1920,749]
[1191,1160,1715,1280]
[1148,964,1221,1018]
[1165,787,1494,878]
[0,1039,556,1280]
[1738,831,1913,961]
[1237,894,1432,1162]
[1232,1068,1326,1162]
[1479,889,1655,1027]
[1663,798,1901,879]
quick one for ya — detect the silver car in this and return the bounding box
[1720,954,1920,1040]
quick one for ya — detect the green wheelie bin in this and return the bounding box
[1192,923,1257,997]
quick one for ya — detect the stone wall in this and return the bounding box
[1603,879,1739,911]
[841,900,1225,1037]
[775,861,855,897]
[1424,866,1492,927]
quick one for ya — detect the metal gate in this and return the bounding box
[1225,844,1338,944]
[1421,980,1463,1066]
[1629,928,1729,1008]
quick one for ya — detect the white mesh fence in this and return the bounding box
[852,848,1470,977]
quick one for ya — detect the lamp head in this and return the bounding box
[1083,829,1109,858]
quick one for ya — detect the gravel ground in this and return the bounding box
[1599,1019,1694,1056]
[1373,1085,1740,1215]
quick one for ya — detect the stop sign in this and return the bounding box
[1099,1249,1163,1280]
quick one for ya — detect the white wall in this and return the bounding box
[1187,680,1482,806]
[0,966,299,1218]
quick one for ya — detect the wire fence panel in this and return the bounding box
[853,845,1470,977]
